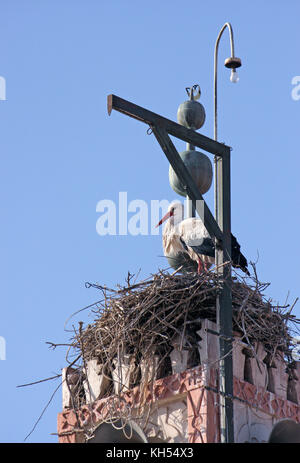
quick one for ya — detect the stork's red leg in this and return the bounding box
[197,258,203,274]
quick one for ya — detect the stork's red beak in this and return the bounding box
[155,210,173,227]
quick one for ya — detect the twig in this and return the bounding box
[24,382,62,442]
[17,374,61,388]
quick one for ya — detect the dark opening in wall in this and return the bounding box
[266,367,275,393]
[263,354,275,393]
[287,367,298,404]
[157,355,172,379]
[242,348,254,384]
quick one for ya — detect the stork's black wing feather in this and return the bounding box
[180,234,250,276]
[231,234,250,276]
[185,237,215,258]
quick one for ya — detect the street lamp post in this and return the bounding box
[214,22,242,219]
[213,22,242,443]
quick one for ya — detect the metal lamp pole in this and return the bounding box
[214,22,241,219]
[213,22,242,443]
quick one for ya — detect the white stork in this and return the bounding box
[156,201,249,275]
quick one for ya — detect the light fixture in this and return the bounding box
[224,56,242,84]
[230,69,239,83]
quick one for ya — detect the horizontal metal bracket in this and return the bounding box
[107,94,230,157]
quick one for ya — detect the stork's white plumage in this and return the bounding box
[156,202,214,273]
[156,201,250,275]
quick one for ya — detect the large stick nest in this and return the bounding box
[68,265,299,393]
[55,264,300,439]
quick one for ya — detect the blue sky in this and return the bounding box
[0,0,299,443]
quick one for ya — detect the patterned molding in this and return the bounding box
[233,377,300,421]
[57,365,300,443]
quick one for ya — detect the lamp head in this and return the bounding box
[224,57,241,83]
[224,57,242,69]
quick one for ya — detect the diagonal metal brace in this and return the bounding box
[151,125,223,241]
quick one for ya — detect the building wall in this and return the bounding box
[57,319,300,443]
